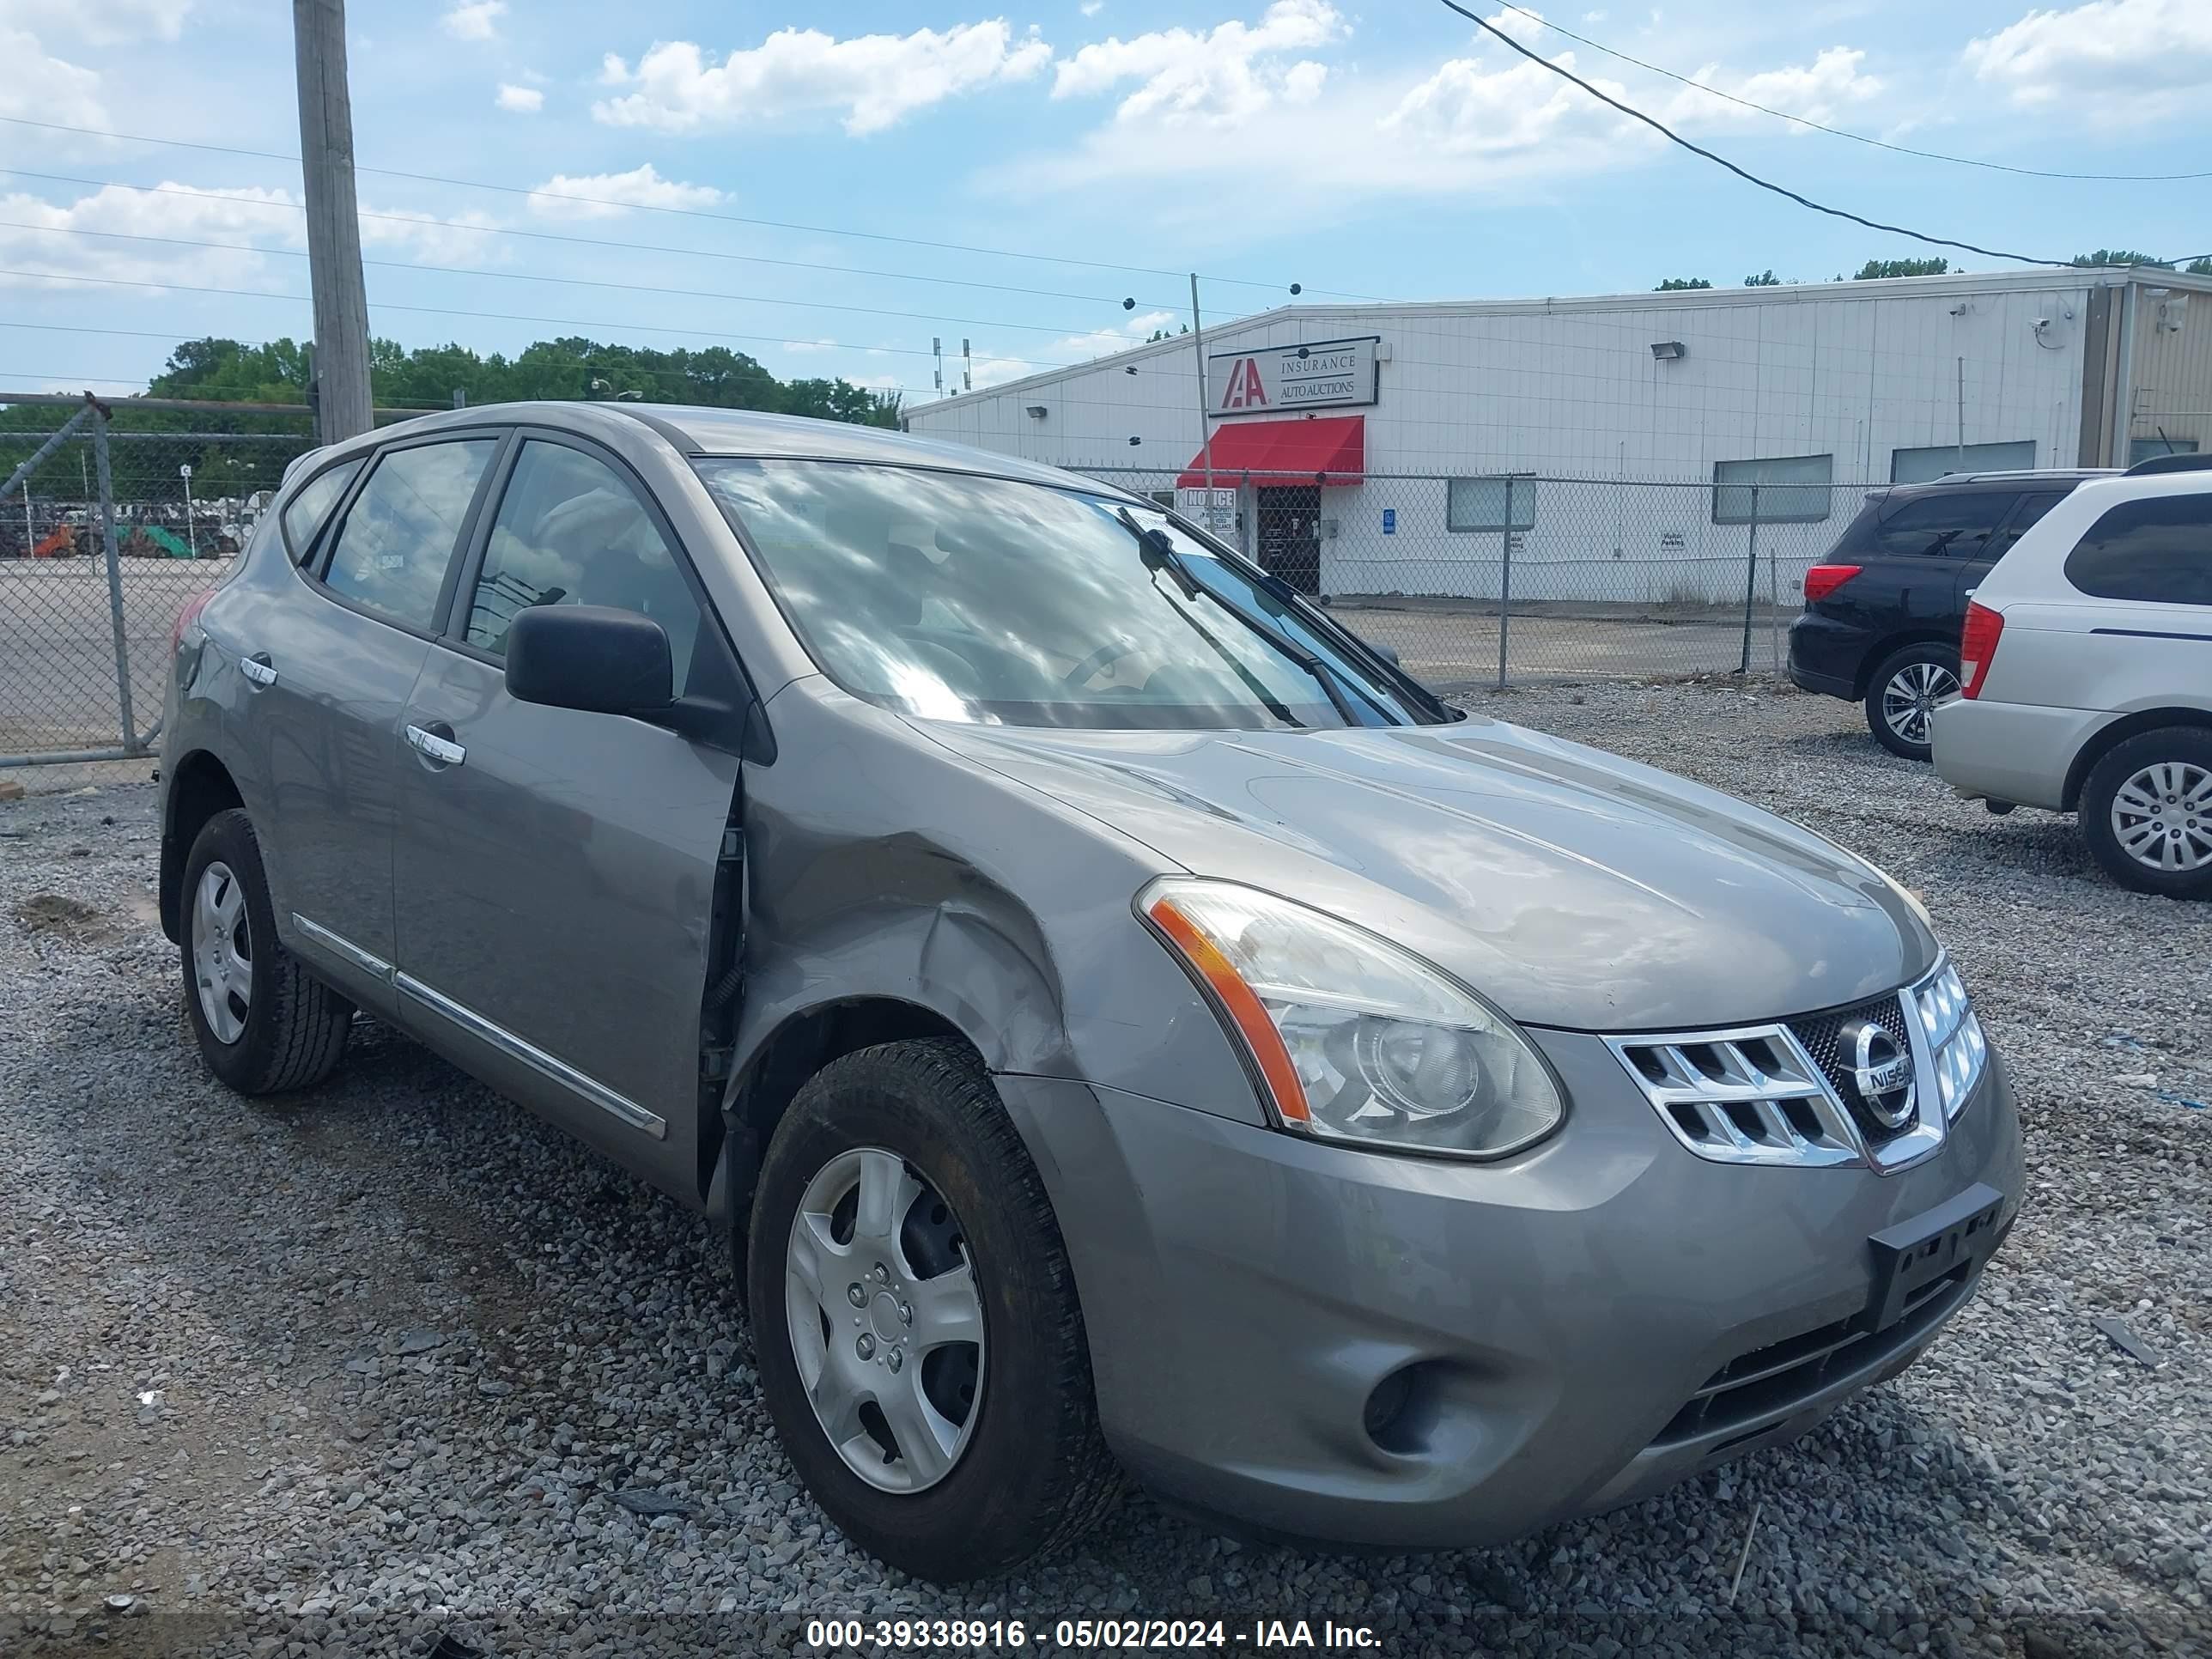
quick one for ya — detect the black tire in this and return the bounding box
[2080,727,2212,900]
[747,1038,1121,1582]
[180,808,353,1091]
[1863,641,1960,762]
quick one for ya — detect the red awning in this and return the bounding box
[1177,414,1364,489]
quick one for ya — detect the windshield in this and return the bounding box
[694,459,1435,730]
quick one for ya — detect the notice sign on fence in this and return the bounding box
[1176,487,1237,534]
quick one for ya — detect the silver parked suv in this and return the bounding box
[1934,457,2212,899]
[161,404,2022,1582]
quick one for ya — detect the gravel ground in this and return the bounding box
[2,681,2208,1659]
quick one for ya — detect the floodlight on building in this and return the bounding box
[1650,341,1686,361]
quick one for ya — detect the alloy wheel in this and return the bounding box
[1881,661,1959,747]
[2110,760,2212,874]
[784,1146,985,1493]
[191,860,253,1043]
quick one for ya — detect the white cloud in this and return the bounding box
[0,0,191,46]
[1964,0,2212,119]
[595,20,1053,135]
[969,310,1179,389]
[1656,46,1881,128]
[0,26,100,125]
[1080,0,1104,12]
[1005,21,1886,206]
[357,204,507,265]
[1052,0,1344,126]
[495,82,543,112]
[440,0,505,41]
[0,181,299,295]
[525,164,725,221]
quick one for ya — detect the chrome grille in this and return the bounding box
[1788,995,1917,1148]
[1606,958,1988,1174]
[1607,1025,1860,1168]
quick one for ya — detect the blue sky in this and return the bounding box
[3,0,2208,406]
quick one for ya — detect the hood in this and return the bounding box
[922,713,1936,1032]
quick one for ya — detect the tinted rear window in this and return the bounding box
[279,459,362,564]
[2063,495,2212,605]
[1857,491,2018,559]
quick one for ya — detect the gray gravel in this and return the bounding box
[2,680,2208,1659]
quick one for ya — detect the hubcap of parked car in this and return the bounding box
[191,861,253,1044]
[1881,662,1958,746]
[2111,761,2212,874]
[784,1147,985,1493]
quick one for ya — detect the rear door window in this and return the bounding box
[319,440,497,630]
[279,458,362,565]
[1869,493,2019,559]
[2063,495,2212,605]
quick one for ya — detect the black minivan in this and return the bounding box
[1787,470,2112,759]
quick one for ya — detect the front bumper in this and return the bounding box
[997,1030,2022,1550]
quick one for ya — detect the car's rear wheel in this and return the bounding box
[181,808,353,1091]
[746,1038,1120,1582]
[2081,728,2212,900]
[1864,643,1960,761]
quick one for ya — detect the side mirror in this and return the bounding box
[1370,641,1401,667]
[505,605,672,717]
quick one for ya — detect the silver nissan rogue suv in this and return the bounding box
[159,403,2022,1583]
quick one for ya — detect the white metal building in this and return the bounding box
[903,268,2212,604]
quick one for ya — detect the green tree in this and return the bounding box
[1847,257,1950,280]
[1743,270,1780,287]
[2070,248,2168,268]
[1655,276,1712,291]
[1145,325,1191,342]
[2190,258,2212,276]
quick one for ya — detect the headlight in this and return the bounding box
[1911,958,1987,1120]
[1139,878,1564,1159]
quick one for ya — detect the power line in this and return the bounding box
[1434,0,2075,269]
[0,166,1190,312]
[1486,1,2212,184]
[0,113,1370,299]
[0,215,1156,337]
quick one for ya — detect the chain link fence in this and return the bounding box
[1077,466,1882,690]
[1,395,315,793]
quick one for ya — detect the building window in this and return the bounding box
[1447,476,1536,533]
[2130,435,2200,467]
[1890,440,2036,484]
[1712,454,1832,525]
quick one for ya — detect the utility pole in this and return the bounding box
[1188,273,1214,525]
[293,0,373,441]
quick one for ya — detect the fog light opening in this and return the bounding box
[1363,1364,1437,1456]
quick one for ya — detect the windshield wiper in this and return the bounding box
[1115,508,1363,726]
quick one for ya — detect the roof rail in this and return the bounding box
[2124,452,2212,476]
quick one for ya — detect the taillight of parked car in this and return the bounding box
[1959,601,2005,699]
[170,587,216,655]
[1802,563,1862,604]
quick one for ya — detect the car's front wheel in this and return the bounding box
[2081,728,2212,900]
[746,1038,1121,1582]
[180,808,354,1091]
[1864,642,1960,762]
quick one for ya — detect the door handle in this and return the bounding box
[404,723,466,767]
[240,653,277,688]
